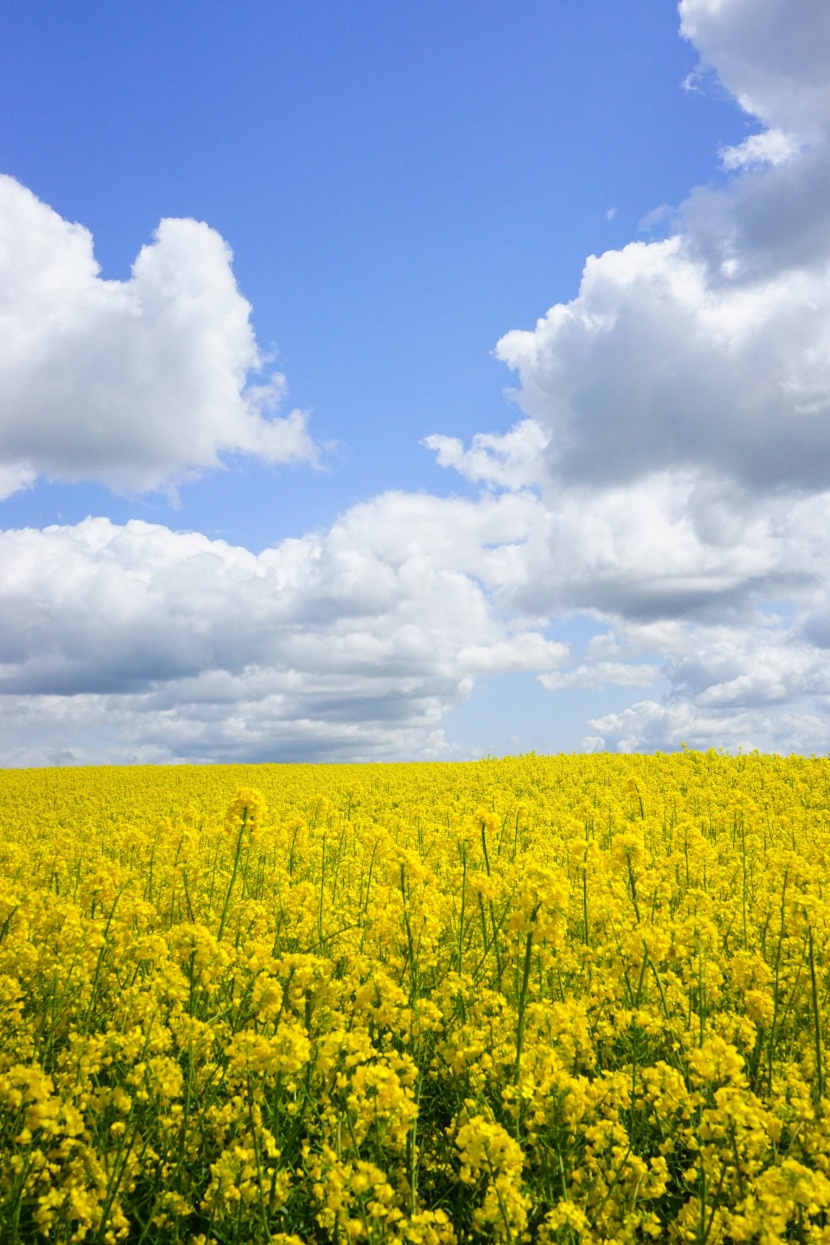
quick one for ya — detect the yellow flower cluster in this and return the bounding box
[1,751,830,1243]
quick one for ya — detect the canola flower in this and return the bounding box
[0,752,830,1242]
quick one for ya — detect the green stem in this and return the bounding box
[808,924,824,1102]
[217,810,248,941]
[514,903,541,1083]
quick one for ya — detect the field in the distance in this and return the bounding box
[1,753,829,1244]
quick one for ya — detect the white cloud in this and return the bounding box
[0,463,35,501]
[0,176,317,495]
[539,663,662,692]
[7,449,830,764]
[576,602,830,753]
[482,469,795,624]
[586,697,830,757]
[679,0,830,141]
[496,235,830,492]
[493,0,830,496]
[719,128,799,170]
[0,505,569,764]
[11,440,830,763]
[431,0,830,754]
[422,420,550,491]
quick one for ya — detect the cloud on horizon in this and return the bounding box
[0,508,567,765]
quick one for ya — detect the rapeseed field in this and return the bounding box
[1,752,829,1244]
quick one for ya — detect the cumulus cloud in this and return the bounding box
[719,128,798,171]
[0,505,568,764]
[496,222,830,492]
[0,176,316,495]
[679,0,830,142]
[11,454,830,763]
[493,0,830,496]
[539,663,662,692]
[581,615,830,754]
[423,420,550,492]
[456,0,830,753]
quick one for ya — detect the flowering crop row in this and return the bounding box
[1,752,830,1243]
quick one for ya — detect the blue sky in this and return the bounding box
[0,0,829,764]
[0,0,750,540]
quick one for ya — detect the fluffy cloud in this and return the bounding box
[539,663,662,692]
[423,420,550,491]
[477,0,830,752]
[9,456,830,764]
[0,504,567,764]
[679,0,830,141]
[0,176,316,496]
[660,621,830,757]
[496,209,830,493]
[719,128,798,171]
[495,0,830,496]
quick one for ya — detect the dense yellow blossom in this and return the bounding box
[1,752,830,1241]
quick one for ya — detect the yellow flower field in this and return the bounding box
[1,752,830,1244]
